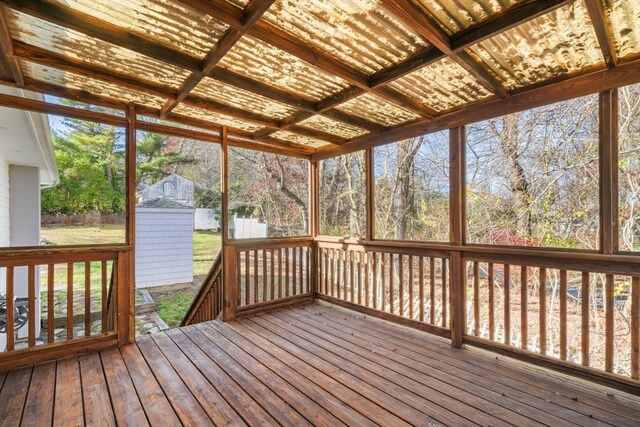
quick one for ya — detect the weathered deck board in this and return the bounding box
[0,302,639,426]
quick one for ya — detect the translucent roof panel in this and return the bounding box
[413,0,524,36]
[466,1,604,90]
[606,0,640,61]
[192,77,298,121]
[21,62,166,108]
[299,115,369,139]
[6,10,189,89]
[48,0,228,60]
[219,35,351,102]
[335,93,420,127]
[270,131,329,148]
[263,0,429,75]
[173,104,264,133]
[389,57,492,112]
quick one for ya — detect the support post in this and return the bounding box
[450,126,466,348]
[365,149,375,241]
[599,89,618,254]
[119,103,136,345]
[221,127,236,321]
[309,160,319,294]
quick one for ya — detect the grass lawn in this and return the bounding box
[39,225,221,324]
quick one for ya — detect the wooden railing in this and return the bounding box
[181,253,223,326]
[0,246,129,370]
[461,248,640,390]
[316,239,452,338]
[226,237,314,319]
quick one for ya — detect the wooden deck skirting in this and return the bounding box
[1,302,640,426]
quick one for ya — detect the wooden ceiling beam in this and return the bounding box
[584,0,618,69]
[160,0,276,117]
[0,6,23,87]
[381,0,508,98]
[451,0,574,52]
[312,56,640,161]
[0,0,202,72]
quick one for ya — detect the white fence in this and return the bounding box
[194,208,218,230]
[231,215,267,239]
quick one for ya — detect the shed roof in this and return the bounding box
[0,0,638,157]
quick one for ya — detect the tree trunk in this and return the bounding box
[393,138,422,240]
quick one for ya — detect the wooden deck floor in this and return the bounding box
[1,302,639,426]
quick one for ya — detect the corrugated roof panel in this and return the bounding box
[219,35,351,102]
[606,0,640,60]
[335,93,420,127]
[263,0,429,75]
[412,0,524,35]
[270,131,330,148]
[299,115,369,139]
[47,0,228,60]
[466,1,604,90]
[6,10,189,89]
[192,77,298,121]
[22,62,166,108]
[172,104,264,133]
[389,57,491,112]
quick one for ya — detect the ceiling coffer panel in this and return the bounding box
[270,131,330,148]
[172,104,264,133]
[5,9,189,89]
[263,0,429,75]
[192,77,298,121]
[21,61,166,108]
[466,1,604,90]
[606,0,640,61]
[299,115,369,139]
[413,0,524,36]
[389,57,491,112]
[219,35,351,102]
[335,93,419,127]
[47,0,229,60]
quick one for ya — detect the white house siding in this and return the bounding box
[135,207,195,288]
[0,154,9,248]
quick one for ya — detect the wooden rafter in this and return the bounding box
[584,0,618,69]
[381,0,508,98]
[160,0,276,117]
[312,56,640,161]
[0,6,22,87]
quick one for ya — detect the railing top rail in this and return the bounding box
[0,244,132,257]
[228,236,313,250]
[0,246,123,267]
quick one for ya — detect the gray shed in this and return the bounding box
[135,198,194,288]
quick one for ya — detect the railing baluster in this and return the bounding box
[245,251,250,305]
[559,270,567,360]
[504,264,511,345]
[285,248,290,297]
[85,262,91,337]
[632,276,639,380]
[521,265,528,350]
[488,262,495,340]
[306,246,310,293]
[408,255,413,319]
[539,267,547,354]
[399,254,404,316]
[473,262,479,335]
[381,253,386,312]
[389,253,394,314]
[363,252,368,306]
[28,265,36,347]
[6,266,14,351]
[342,248,347,301]
[581,271,590,366]
[441,258,447,328]
[67,263,74,341]
[101,261,107,335]
[430,257,435,324]
[277,248,283,299]
[270,249,275,301]
[605,273,614,372]
[419,256,424,322]
[350,251,355,303]
[262,249,267,303]
[254,250,258,304]
[373,252,378,310]
[292,248,297,297]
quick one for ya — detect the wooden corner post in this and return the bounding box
[309,160,319,294]
[599,89,618,254]
[119,103,136,345]
[365,148,375,241]
[221,126,237,321]
[450,126,466,348]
